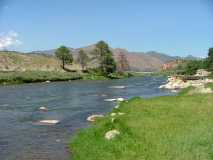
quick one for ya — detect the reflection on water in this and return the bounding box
[0,76,173,160]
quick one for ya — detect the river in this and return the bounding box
[0,76,173,160]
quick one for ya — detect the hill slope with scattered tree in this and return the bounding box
[30,43,178,72]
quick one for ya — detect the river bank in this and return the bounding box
[0,76,170,160]
[70,86,213,160]
[159,75,213,94]
[0,71,132,85]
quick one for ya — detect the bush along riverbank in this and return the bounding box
[70,87,213,160]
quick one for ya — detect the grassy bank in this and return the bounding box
[0,71,82,85]
[70,91,213,160]
[0,71,133,85]
[82,70,133,80]
[128,71,171,77]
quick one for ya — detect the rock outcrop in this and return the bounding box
[159,76,213,90]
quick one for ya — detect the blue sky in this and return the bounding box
[0,0,212,57]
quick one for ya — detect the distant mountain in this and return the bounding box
[0,44,201,72]
[183,55,201,61]
[30,44,178,72]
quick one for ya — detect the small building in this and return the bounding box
[195,69,211,77]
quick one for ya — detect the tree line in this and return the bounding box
[176,48,213,75]
[54,41,130,76]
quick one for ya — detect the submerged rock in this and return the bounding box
[105,130,120,140]
[104,98,125,102]
[87,114,104,122]
[117,98,125,102]
[104,98,117,102]
[109,86,126,89]
[100,94,107,97]
[37,120,60,125]
[39,106,48,112]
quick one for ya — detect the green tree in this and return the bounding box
[55,46,73,69]
[92,41,116,75]
[184,60,205,75]
[102,53,117,75]
[208,48,213,58]
[206,48,213,71]
[77,49,89,70]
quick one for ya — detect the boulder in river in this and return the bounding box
[87,114,104,122]
[105,129,120,140]
[39,106,48,112]
[117,98,125,102]
[104,98,125,102]
[109,86,126,89]
[37,120,60,125]
[104,98,117,102]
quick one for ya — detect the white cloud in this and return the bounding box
[0,31,22,50]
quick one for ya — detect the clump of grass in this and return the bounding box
[70,94,213,160]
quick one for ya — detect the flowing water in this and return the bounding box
[0,76,173,160]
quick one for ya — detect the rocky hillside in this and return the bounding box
[113,49,175,72]
[0,43,182,72]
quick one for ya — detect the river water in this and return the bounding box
[0,76,172,160]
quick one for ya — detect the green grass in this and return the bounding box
[82,70,132,80]
[70,93,213,160]
[129,71,171,77]
[0,70,133,85]
[82,72,109,80]
[0,71,82,84]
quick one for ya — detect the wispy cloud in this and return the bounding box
[0,31,22,50]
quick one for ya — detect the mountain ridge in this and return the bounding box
[1,43,200,72]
